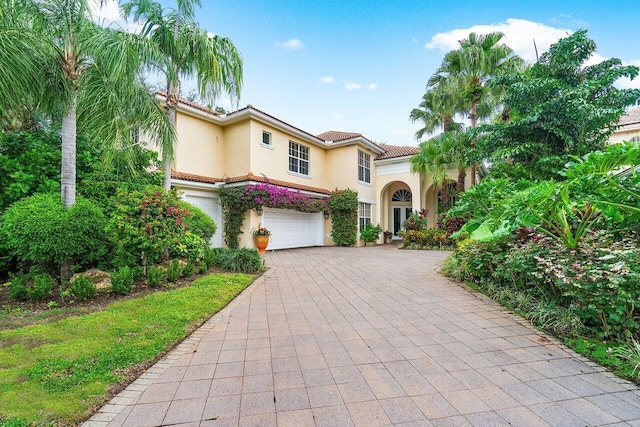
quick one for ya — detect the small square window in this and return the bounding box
[262,131,271,146]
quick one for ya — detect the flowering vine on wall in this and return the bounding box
[219,183,328,248]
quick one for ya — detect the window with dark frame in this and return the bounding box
[358,150,371,183]
[289,141,309,175]
[262,131,271,146]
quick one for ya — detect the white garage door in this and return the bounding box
[262,208,324,250]
[181,190,223,248]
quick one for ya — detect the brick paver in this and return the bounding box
[85,246,640,426]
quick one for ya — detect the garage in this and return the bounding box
[262,208,324,250]
[180,189,223,247]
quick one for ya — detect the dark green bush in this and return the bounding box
[165,260,182,283]
[182,262,195,278]
[203,248,216,269]
[69,276,96,302]
[328,189,358,246]
[8,273,29,301]
[146,266,164,288]
[216,248,262,273]
[198,261,208,274]
[359,223,382,243]
[170,231,205,262]
[30,274,55,301]
[1,193,107,274]
[111,266,134,295]
[179,201,217,243]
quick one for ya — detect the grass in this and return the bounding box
[567,337,639,381]
[0,273,254,426]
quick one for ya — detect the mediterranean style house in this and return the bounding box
[159,94,472,250]
[611,107,640,144]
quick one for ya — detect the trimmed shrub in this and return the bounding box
[182,262,195,278]
[8,273,30,301]
[1,193,107,274]
[171,231,205,262]
[203,248,216,269]
[198,261,208,274]
[111,266,134,295]
[69,276,96,302]
[146,266,164,288]
[216,248,262,274]
[165,259,182,283]
[31,274,55,301]
[178,201,217,243]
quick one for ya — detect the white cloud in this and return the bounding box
[276,38,304,50]
[345,82,361,91]
[88,0,142,33]
[368,83,378,91]
[332,112,345,120]
[426,18,572,63]
[393,129,411,136]
[319,76,335,84]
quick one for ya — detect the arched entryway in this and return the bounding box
[380,181,419,240]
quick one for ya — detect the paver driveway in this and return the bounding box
[86,246,640,426]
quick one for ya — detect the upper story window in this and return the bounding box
[289,141,309,175]
[262,131,272,146]
[358,150,371,183]
[630,135,640,143]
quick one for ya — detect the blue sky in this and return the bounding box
[98,0,640,147]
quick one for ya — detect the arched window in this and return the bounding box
[391,189,412,202]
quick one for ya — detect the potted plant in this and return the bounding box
[252,224,271,254]
[383,230,393,244]
[360,223,382,246]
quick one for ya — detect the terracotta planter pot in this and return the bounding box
[254,236,269,254]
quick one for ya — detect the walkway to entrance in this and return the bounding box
[85,246,640,426]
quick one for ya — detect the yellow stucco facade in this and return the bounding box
[164,97,472,250]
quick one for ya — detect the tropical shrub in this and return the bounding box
[111,266,134,295]
[165,259,182,282]
[30,274,55,301]
[359,223,382,243]
[327,189,358,246]
[402,210,428,231]
[171,231,205,262]
[108,186,189,267]
[7,273,30,301]
[402,229,454,250]
[69,276,96,302]
[146,266,164,288]
[182,262,195,278]
[1,193,108,274]
[198,261,207,274]
[215,248,262,273]
[178,201,217,243]
[203,248,216,269]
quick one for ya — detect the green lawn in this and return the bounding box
[0,273,255,426]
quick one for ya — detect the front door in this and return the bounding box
[392,206,412,238]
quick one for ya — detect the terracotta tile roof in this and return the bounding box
[224,172,331,195]
[156,91,222,116]
[171,170,221,184]
[171,170,331,195]
[619,107,640,126]
[375,143,420,160]
[317,131,363,142]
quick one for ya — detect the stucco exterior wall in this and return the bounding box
[174,113,224,177]
[222,122,251,177]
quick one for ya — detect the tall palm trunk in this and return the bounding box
[457,166,466,194]
[440,180,451,212]
[61,90,77,208]
[60,90,77,280]
[163,80,180,190]
[469,101,478,186]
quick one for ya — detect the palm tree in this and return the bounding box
[123,0,243,189]
[0,0,172,208]
[411,136,455,212]
[429,32,523,185]
[409,82,463,140]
